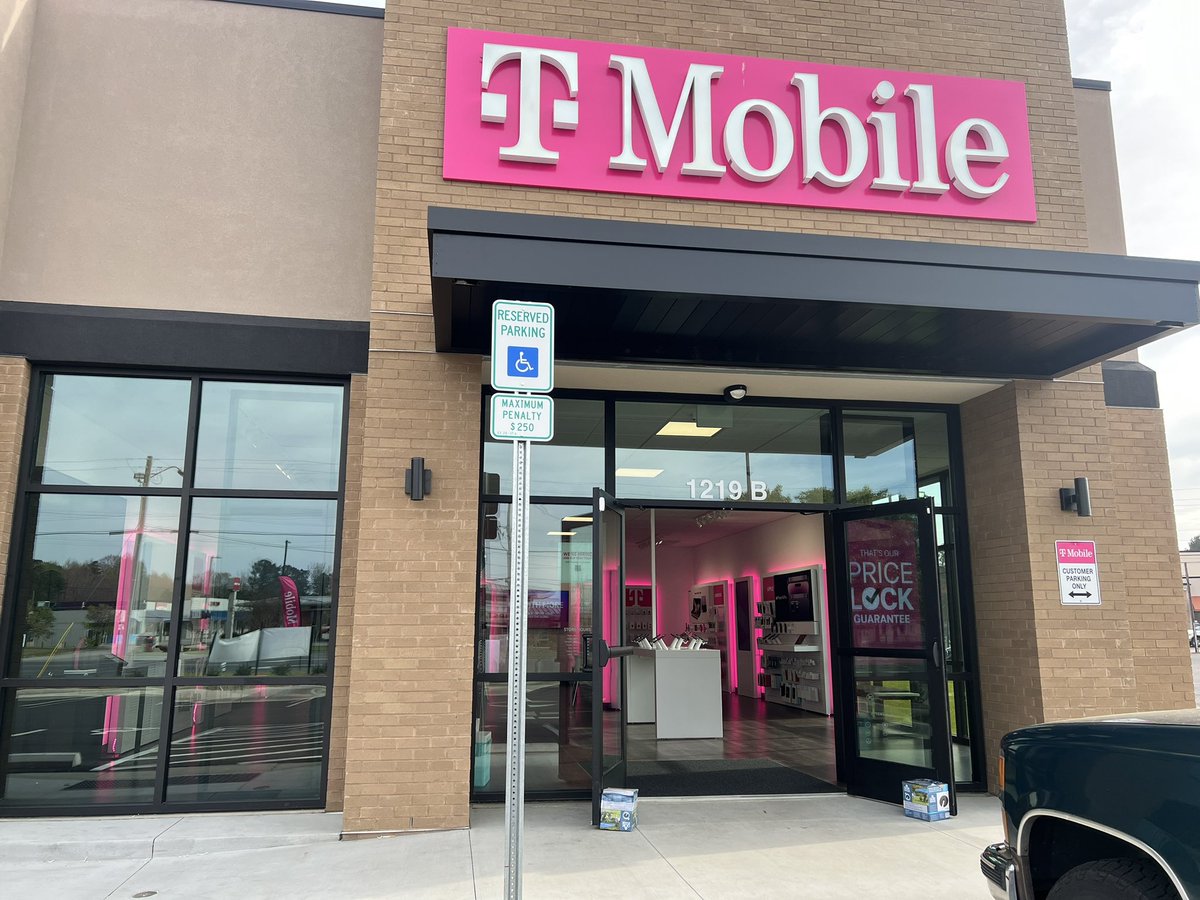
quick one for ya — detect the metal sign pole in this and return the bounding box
[503,430,532,899]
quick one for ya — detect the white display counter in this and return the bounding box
[631,648,724,740]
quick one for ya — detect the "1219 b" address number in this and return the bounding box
[685,478,768,501]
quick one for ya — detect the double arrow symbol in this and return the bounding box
[1069,590,1093,599]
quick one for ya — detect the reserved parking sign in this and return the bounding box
[491,299,554,392]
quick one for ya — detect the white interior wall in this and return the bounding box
[693,515,827,587]
[639,513,829,638]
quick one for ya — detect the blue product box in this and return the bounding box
[902,778,951,821]
[598,787,639,831]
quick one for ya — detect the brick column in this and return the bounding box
[0,357,30,618]
[340,318,483,833]
[1107,406,1195,711]
[963,377,1193,791]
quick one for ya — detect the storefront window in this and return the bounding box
[180,498,337,678]
[0,371,345,813]
[7,494,180,679]
[478,504,593,674]
[34,375,190,487]
[0,687,164,807]
[852,656,934,768]
[615,401,834,502]
[473,681,593,794]
[842,410,953,506]
[166,685,326,802]
[193,382,344,492]
[483,398,604,497]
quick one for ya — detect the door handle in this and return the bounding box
[931,641,943,669]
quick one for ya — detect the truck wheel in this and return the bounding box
[1047,859,1179,900]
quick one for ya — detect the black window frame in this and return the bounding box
[0,366,350,817]
[471,386,986,799]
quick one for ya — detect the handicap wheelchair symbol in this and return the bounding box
[507,346,539,379]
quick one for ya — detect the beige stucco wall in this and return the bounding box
[0,0,38,269]
[0,0,380,322]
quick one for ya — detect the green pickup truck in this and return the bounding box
[981,709,1199,900]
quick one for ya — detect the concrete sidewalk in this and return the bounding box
[0,794,1001,899]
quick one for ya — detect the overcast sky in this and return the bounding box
[1062,0,1200,549]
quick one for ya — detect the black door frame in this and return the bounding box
[472,389,988,803]
[590,488,627,825]
[827,497,956,811]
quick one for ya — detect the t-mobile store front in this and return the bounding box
[429,28,1200,819]
[2,8,1199,831]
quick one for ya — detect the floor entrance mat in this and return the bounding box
[625,758,842,797]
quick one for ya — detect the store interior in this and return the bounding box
[620,507,841,796]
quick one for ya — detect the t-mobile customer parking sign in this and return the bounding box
[847,516,924,650]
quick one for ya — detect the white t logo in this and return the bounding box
[481,44,579,165]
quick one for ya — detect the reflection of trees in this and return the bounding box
[229,558,329,634]
[21,555,174,609]
[765,484,894,504]
[85,604,116,648]
[29,561,66,605]
[24,606,55,644]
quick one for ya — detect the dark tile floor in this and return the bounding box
[626,692,840,786]
[625,691,976,790]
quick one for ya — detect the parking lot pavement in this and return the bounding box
[0,793,1001,899]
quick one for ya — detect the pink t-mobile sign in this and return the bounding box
[443,28,1036,221]
[1056,540,1101,605]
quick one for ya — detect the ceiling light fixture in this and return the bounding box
[547,531,576,537]
[615,467,664,478]
[561,515,593,523]
[656,421,722,438]
[723,384,748,403]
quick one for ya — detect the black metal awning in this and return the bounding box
[429,207,1200,380]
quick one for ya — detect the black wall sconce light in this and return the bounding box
[405,457,433,501]
[1059,476,1092,517]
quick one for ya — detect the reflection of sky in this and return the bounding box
[188,498,337,580]
[615,447,831,500]
[193,383,343,492]
[482,504,592,592]
[30,495,180,576]
[484,440,922,502]
[38,376,190,487]
[36,376,344,493]
[845,442,917,499]
[483,405,950,505]
[483,442,603,496]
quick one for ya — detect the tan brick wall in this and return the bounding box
[964,378,1194,791]
[325,374,367,812]
[1014,380,1138,726]
[1107,407,1195,711]
[961,382,1041,790]
[0,357,30,619]
[353,0,1094,831]
[342,348,481,833]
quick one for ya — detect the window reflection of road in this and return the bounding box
[4,685,325,803]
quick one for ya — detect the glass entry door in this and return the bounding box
[829,498,956,812]
[590,488,627,825]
